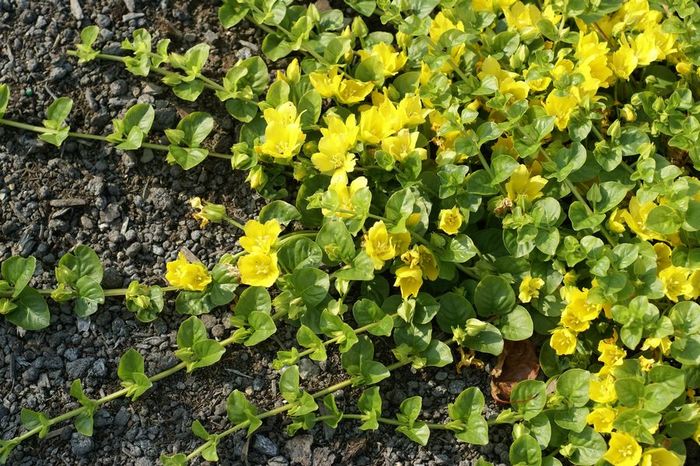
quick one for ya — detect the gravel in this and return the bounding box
[0,1,512,465]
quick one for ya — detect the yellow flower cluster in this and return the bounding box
[309,66,374,104]
[533,0,677,130]
[321,172,368,219]
[549,288,602,355]
[518,275,544,303]
[165,252,212,291]
[395,245,439,299]
[256,102,306,160]
[311,114,359,177]
[356,42,407,77]
[363,221,410,270]
[237,219,282,288]
[654,243,700,302]
[357,92,429,149]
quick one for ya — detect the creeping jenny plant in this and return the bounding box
[1,0,700,464]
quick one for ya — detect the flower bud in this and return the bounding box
[352,16,368,38]
[286,58,301,83]
[190,197,227,228]
[621,104,636,122]
[246,165,267,190]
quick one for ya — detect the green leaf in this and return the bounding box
[55,245,103,285]
[498,305,534,341]
[358,386,382,430]
[288,267,329,307]
[458,319,504,356]
[5,288,50,330]
[553,406,588,433]
[474,275,515,316]
[259,200,301,225]
[564,427,606,465]
[1,256,36,298]
[316,220,356,264]
[0,83,9,117]
[219,0,249,28]
[74,276,105,318]
[172,80,206,101]
[261,33,293,61]
[556,369,590,407]
[436,292,475,333]
[333,251,375,281]
[646,205,682,235]
[160,453,188,466]
[353,299,394,337]
[509,434,542,466]
[277,237,323,273]
[296,325,327,361]
[235,286,271,320]
[20,409,50,439]
[167,146,209,170]
[322,394,343,428]
[226,390,262,436]
[226,98,258,122]
[511,380,546,421]
[45,97,73,124]
[545,142,586,182]
[244,311,276,346]
[176,316,208,349]
[448,387,488,445]
[568,202,605,231]
[175,112,214,148]
[117,348,152,400]
[420,339,453,368]
[280,365,301,402]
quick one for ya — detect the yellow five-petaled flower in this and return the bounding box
[165,252,213,292]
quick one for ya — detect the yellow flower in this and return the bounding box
[438,206,464,235]
[575,32,612,93]
[256,102,306,160]
[551,58,575,81]
[587,407,616,433]
[653,243,673,271]
[639,356,655,372]
[604,432,642,466]
[610,35,638,79]
[238,252,279,287]
[598,339,626,368]
[397,94,430,127]
[429,11,464,42]
[364,221,397,269]
[276,58,301,83]
[428,12,466,73]
[503,1,542,38]
[640,448,682,466]
[401,245,439,281]
[544,90,579,131]
[633,29,661,66]
[659,266,692,302]
[239,219,282,254]
[310,67,374,104]
[337,78,375,104]
[590,373,617,403]
[358,100,401,144]
[322,173,369,219]
[505,164,547,202]
[478,56,529,101]
[550,328,577,355]
[394,265,423,299]
[641,336,672,355]
[190,197,226,228]
[561,309,592,332]
[357,42,407,77]
[311,114,359,175]
[688,270,700,299]
[309,67,343,98]
[165,252,212,291]
[381,129,427,162]
[676,61,693,76]
[608,208,626,234]
[519,276,544,303]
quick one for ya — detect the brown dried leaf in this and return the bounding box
[489,340,540,404]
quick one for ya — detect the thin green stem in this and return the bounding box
[0,118,232,160]
[2,285,179,299]
[182,343,453,462]
[223,216,246,231]
[7,306,289,447]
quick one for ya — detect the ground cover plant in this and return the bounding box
[1,0,700,464]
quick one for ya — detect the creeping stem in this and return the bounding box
[0,285,179,299]
[0,118,233,160]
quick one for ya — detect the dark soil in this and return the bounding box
[0,1,507,465]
